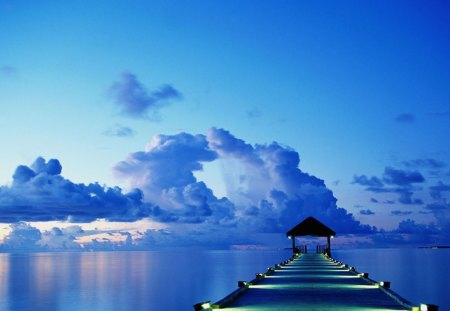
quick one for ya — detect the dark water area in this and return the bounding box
[333,248,450,310]
[0,248,448,310]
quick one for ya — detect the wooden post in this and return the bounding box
[292,236,296,254]
[327,236,331,257]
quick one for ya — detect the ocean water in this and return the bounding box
[333,248,450,310]
[0,248,448,311]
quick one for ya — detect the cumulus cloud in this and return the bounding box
[360,209,375,215]
[38,226,83,250]
[114,131,235,224]
[0,223,138,251]
[394,113,415,123]
[0,157,150,223]
[116,127,375,235]
[109,72,181,119]
[1,222,41,251]
[103,124,135,137]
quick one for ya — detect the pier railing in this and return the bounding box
[295,245,307,254]
[194,253,439,311]
[316,244,328,254]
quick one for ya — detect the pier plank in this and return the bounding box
[215,253,412,311]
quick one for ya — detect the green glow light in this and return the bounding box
[250,283,378,290]
[266,274,359,279]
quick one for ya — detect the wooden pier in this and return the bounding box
[194,253,438,311]
[194,217,438,311]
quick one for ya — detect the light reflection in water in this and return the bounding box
[1,249,447,310]
[0,250,291,311]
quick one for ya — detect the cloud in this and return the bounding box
[425,203,450,233]
[108,72,181,119]
[0,65,17,77]
[402,158,446,169]
[429,181,450,200]
[38,226,83,250]
[1,222,41,251]
[116,127,375,235]
[353,167,425,204]
[0,223,136,251]
[370,219,440,247]
[352,175,384,187]
[394,113,415,123]
[114,131,235,224]
[396,219,438,235]
[397,189,423,205]
[390,210,413,216]
[383,166,425,186]
[360,209,375,215]
[246,107,262,119]
[103,124,135,137]
[0,157,150,223]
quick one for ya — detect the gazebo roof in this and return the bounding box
[286,216,336,237]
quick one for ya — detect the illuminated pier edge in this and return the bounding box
[193,253,438,310]
[194,216,438,310]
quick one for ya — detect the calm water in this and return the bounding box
[0,248,448,310]
[333,248,450,310]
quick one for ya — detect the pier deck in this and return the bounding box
[212,253,415,311]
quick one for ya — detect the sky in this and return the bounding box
[0,0,450,251]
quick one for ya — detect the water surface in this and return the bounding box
[0,248,448,310]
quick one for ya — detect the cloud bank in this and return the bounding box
[353,166,425,205]
[352,158,450,246]
[115,127,374,235]
[10,129,450,250]
[0,157,150,223]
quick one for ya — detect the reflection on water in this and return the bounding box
[333,248,450,309]
[0,248,447,310]
[0,250,290,311]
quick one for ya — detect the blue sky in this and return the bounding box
[1,0,449,250]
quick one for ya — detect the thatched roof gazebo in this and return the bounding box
[286,216,336,256]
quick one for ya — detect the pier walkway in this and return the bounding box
[207,253,418,311]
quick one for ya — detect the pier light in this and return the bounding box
[378,281,391,288]
[238,281,249,288]
[358,273,369,278]
[420,304,439,311]
[330,235,334,239]
[288,235,292,239]
[193,301,211,311]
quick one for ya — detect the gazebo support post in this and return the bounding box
[292,236,296,254]
[327,236,331,257]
